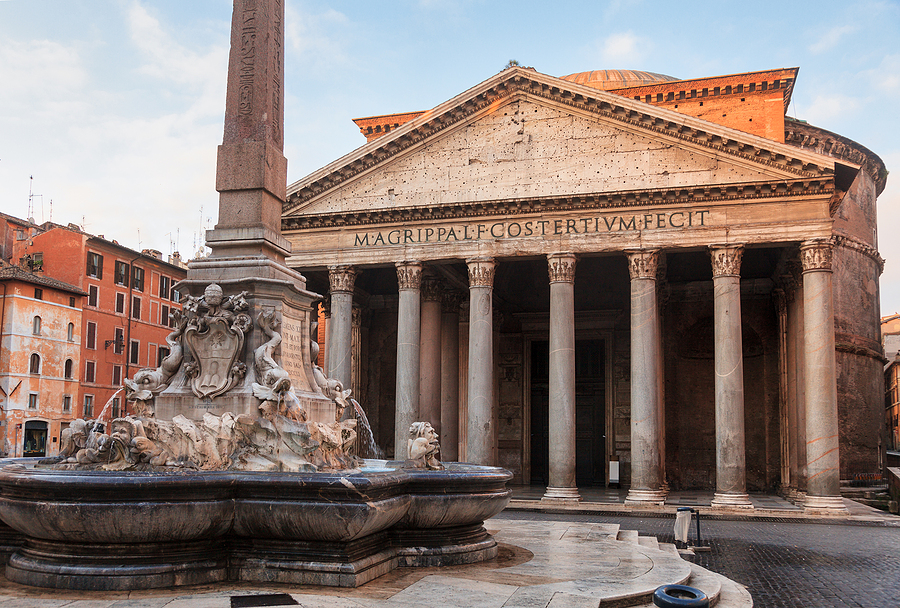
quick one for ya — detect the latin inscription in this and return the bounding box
[352,209,710,247]
[280,312,307,383]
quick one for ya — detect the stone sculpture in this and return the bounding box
[406,421,444,470]
[124,309,186,414]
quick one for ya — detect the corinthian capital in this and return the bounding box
[547,253,577,283]
[625,250,659,280]
[421,276,444,302]
[328,265,357,293]
[466,257,495,288]
[709,244,744,278]
[800,238,834,272]
[395,261,423,290]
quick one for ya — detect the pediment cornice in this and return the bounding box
[283,177,833,231]
[284,68,837,216]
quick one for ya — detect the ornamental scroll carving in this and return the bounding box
[626,250,659,280]
[800,239,834,272]
[421,277,444,302]
[396,261,423,290]
[547,253,577,283]
[328,265,357,293]
[467,258,495,288]
[710,245,744,277]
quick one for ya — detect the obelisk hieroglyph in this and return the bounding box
[163,0,332,423]
[209,0,291,264]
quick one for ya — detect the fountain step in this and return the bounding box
[615,528,640,544]
[636,535,660,551]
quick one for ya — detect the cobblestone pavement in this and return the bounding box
[496,510,900,608]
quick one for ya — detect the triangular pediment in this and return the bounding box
[284,68,838,223]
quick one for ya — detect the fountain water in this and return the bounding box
[351,398,384,459]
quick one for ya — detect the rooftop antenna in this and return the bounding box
[27,176,42,223]
[137,229,142,251]
[49,199,52,224]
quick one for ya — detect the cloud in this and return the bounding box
[0,39,89,117]
[594,31,651,67]
[284,2,350,70]
[808,24,858,54]
[801,94,862,125]
[869,53,900,93]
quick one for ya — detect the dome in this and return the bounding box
[560,69,680,91]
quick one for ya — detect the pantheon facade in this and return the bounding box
[281,67,887,511]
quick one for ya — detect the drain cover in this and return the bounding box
[231,593,299,607]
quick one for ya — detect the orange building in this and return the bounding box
[15,226,188,420]
[0,263,84,457]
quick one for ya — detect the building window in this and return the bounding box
[158,346,170,367]
[86,252,103,279]
[132,266,144,292]
[131,296,141,320]
[32,315,41,335]
[34,288,43,300]
[114,327,125,355]
[161,304,170,326]
[170,287,180,302]
[69,296,76,307]
[115,292,126,314]
[85,360,96,383]
[16,230,26,241]
[114,260,129,286]
[84,395,94,418]
[64,359,73,379]
[62,395,72,413]
[112,397,121,419]
[28,393,38,410]
[88,285,99,307]
[159,276,170,299]
[67,323,74,341]
[112,365,122,387]
[130,340,140,365]
[29,354,40,374]
[86,322,97,350]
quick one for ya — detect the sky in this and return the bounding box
[1,0,898,312]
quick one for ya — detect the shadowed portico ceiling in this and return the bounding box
[283,67,846,228]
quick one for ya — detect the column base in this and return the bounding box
[624,489,666,506]
[541,487,582,502]
[803,495,849,515]
[711,492,754,509]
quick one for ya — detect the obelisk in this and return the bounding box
[161,0,331,422]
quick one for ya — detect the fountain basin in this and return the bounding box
[0,461,511,590]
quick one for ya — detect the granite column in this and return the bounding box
[466,258,495,466]
[440,291,463,462]
[327,265,357,392]
[624,250,665,505]
[543,253,581,502]
[395,261,423,459]
[419,276,444,438]
[800,239,847,513]
[710,245,752,508]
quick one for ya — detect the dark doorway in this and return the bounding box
[23,420,47,457]
[530,339,606,486]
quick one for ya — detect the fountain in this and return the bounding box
[0,0,510,591]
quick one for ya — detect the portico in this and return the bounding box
[281,66,886,513]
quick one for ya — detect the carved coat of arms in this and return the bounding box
[182,284,252,399]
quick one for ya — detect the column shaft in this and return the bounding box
[801,240,846,513]
[543,254,580,501]
[419,277,443,437]
[710,245,752,508]
[466,258,495,465]
[624,250,665,505]
[395,262,422,459]
[328,266,357,392]
[440,292,463,461]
